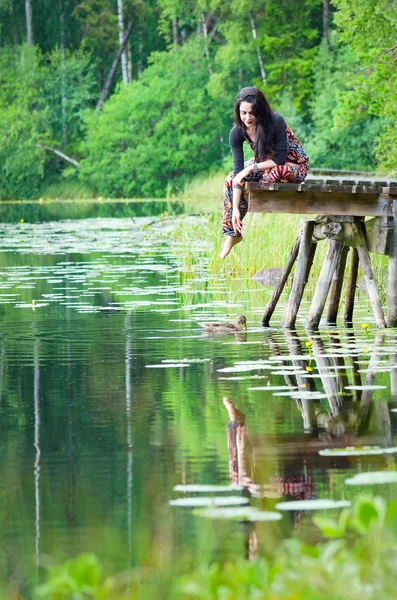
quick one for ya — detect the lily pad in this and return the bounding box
[319,446,397,457]
[344,385,387,391]
[345,471,397,485]
[275,499,350,511]
[169,496,249,508]
[193,507,282,521]
[272,391,329,400]
[248,385,296,391]
[145,363,190,368]
[173,484,244,493]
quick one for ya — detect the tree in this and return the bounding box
[25,0,34,46]
[304,38,383,171]
[332,0,397,170]
[79,39,229,197]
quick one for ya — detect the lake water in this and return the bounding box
[1,203,397,596]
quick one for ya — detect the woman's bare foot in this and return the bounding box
[220,235,242,259]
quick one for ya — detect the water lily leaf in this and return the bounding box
[248,385,296,391]
[145,363,190,368]
[173,484,244,493]
[272,391,329,400]
[345,471,397,485]
[319,446,397,456]
[169,496,249,508]
[344,385,387,391]
[193,507,282,521]
[275,499,351,511]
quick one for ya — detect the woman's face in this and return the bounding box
[239,101,256,128]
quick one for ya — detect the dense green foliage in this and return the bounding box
[79,40,229,197]
[0,0,396,199]
[35,495,397,599]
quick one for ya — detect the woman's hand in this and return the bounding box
[232,208,243,235]
[233,165,253,187]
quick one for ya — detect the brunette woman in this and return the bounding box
[220,87,309,259]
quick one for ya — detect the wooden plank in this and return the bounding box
[311,218,392,255]
[247,182,397,195]
[364,217,393,255]
[248,191,393,217]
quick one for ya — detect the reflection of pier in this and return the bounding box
[223,329,394,501]
[247,176,397,329]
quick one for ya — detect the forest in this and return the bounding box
[0,0,396,200]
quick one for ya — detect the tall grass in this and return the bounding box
[173,171,390,297]
[38,176,95,200]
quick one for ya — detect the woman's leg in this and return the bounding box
[220,172,248,259]
[261,161,308,183]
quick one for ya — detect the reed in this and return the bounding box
[173,168,390,296]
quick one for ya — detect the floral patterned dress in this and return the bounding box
[222,123,309,236]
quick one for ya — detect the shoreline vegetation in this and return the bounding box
[2,169,389,287]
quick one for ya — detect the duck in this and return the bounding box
[198,315,247,333]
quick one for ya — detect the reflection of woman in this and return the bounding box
[223,397,314,501]
[220,87,309,259]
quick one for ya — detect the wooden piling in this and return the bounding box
[352,218,386,328]
[261,234,300,327]
[344,249,359,324]
[306,240,345,330]
[327,246,349,325]
[388,201,397,326]
[282,221,316,329]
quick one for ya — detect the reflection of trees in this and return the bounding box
[34,338,40,575]
[2,297,397,590]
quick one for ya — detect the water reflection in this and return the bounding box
[1,214,397,595]
[222,328,396,510]
[34,338,40,574]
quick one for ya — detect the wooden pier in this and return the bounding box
[246,175,397,329]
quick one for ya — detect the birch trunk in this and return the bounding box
[249,12,265,84]
[10,0,18,51]
[59,0,67,143]
[138,30,144,77]
[127,41,132,82]
[323,0,330,41]
[172,17,178,49]
[25,0,34,47]
[201,13,212,75]
[96,21,133,112]
[117,0,129,84]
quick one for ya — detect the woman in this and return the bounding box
[220,87,309,259]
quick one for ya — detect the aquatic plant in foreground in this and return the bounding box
[35,495,397,599]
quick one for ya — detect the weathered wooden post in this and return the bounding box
[351,218,386,328]
[282,221,316,329]
[327,246,349,325]
[388,199,397,326]
[306,239,345,330]
[344,249,359,324]
[261,234,300,327]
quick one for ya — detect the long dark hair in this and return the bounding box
[234,87,274,161]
